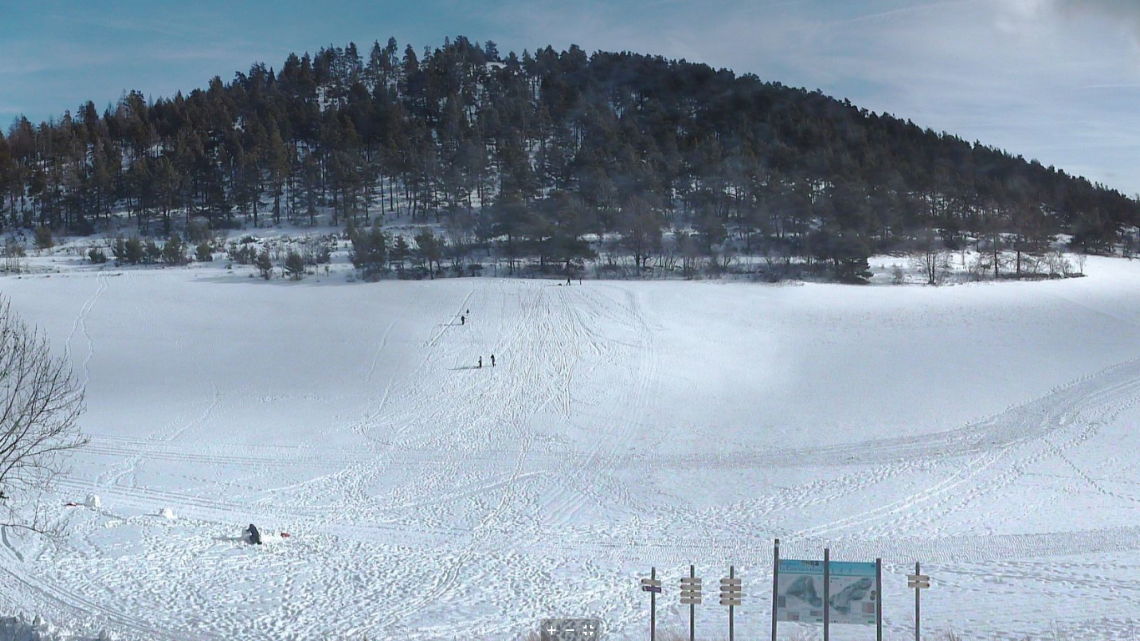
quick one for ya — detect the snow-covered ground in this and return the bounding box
[3,254,1140,640]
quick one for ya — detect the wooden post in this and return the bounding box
[689,564,696,641]
[915,562,921,641]
[772,539,780,641]
[729,565,735,641]
[651,566,656,641]
[876,558,883,641]
[823,548,830,641]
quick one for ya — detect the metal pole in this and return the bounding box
[771,539,780,641]
[823,548,830,641]
[729,565,735,641]
[690,564,696,641]
[651,566,656,641]
[915,562,921,641]
[876,558,883,641]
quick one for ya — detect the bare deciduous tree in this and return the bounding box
[0,297,88,535]
[911,228,952,286]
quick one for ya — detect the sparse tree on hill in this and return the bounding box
[414,229,443,279]
[350,225,388,280]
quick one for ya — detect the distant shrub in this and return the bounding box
[114,237,145,265]
[227,243,256,265]
[195,242,213,263]
[162,234,187,266]
[3,239,25,258]
[284,251,305,280]
[255,249,273,280]
[144,239,162,264]
[34,226,53,250]
[88,248,107,264]
[186,217,212,244]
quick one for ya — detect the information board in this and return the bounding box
[775,559,877,625]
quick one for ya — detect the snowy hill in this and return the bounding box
[3,258,1140,639]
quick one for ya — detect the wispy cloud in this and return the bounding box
[484,0,1140,193]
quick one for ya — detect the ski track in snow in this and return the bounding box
[8,267,1140,639]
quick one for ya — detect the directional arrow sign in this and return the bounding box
[720,598,743,606]
[720,578,742,586]
[641,578,662,587]
[680,597,703,605]
[642,585,663,593]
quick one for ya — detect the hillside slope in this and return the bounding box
[2,38,1137,282]
[2,260,1140,638]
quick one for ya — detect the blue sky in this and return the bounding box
[4,0,1140,194]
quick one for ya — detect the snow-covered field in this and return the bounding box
[4,254,1140,640]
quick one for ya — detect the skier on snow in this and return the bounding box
[246,523,262,545]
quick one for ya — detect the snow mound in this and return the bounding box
[83,494,100,509]
[157,507,175,520]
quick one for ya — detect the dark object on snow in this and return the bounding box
[460,315,465,325]
[246,523,262,545]
[491,354,496,367]
[478,356,483,368]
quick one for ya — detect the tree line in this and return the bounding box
[1,36,1136,282]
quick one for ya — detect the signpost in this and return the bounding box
[824,549,830,641]
[907,563,930,641]
[679,566,702,641]
[720,566,742,641]
[641,568,661,641]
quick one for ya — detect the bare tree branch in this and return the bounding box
[0,297,88,536]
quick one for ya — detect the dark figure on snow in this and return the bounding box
[478,356,483,368]
[491,354,496,367]
[460,315,465,325]
[247,523,262,545]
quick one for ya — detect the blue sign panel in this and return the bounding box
[776,559,877,625]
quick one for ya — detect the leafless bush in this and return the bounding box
[1,238,27,274]
[1044,250,1072,278]
[0,297,88,535]
[910,247,952,285]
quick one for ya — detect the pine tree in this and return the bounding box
[284,250,305,280]
[255,249,273,280]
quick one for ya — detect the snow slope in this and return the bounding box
[3,258,1140,639]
